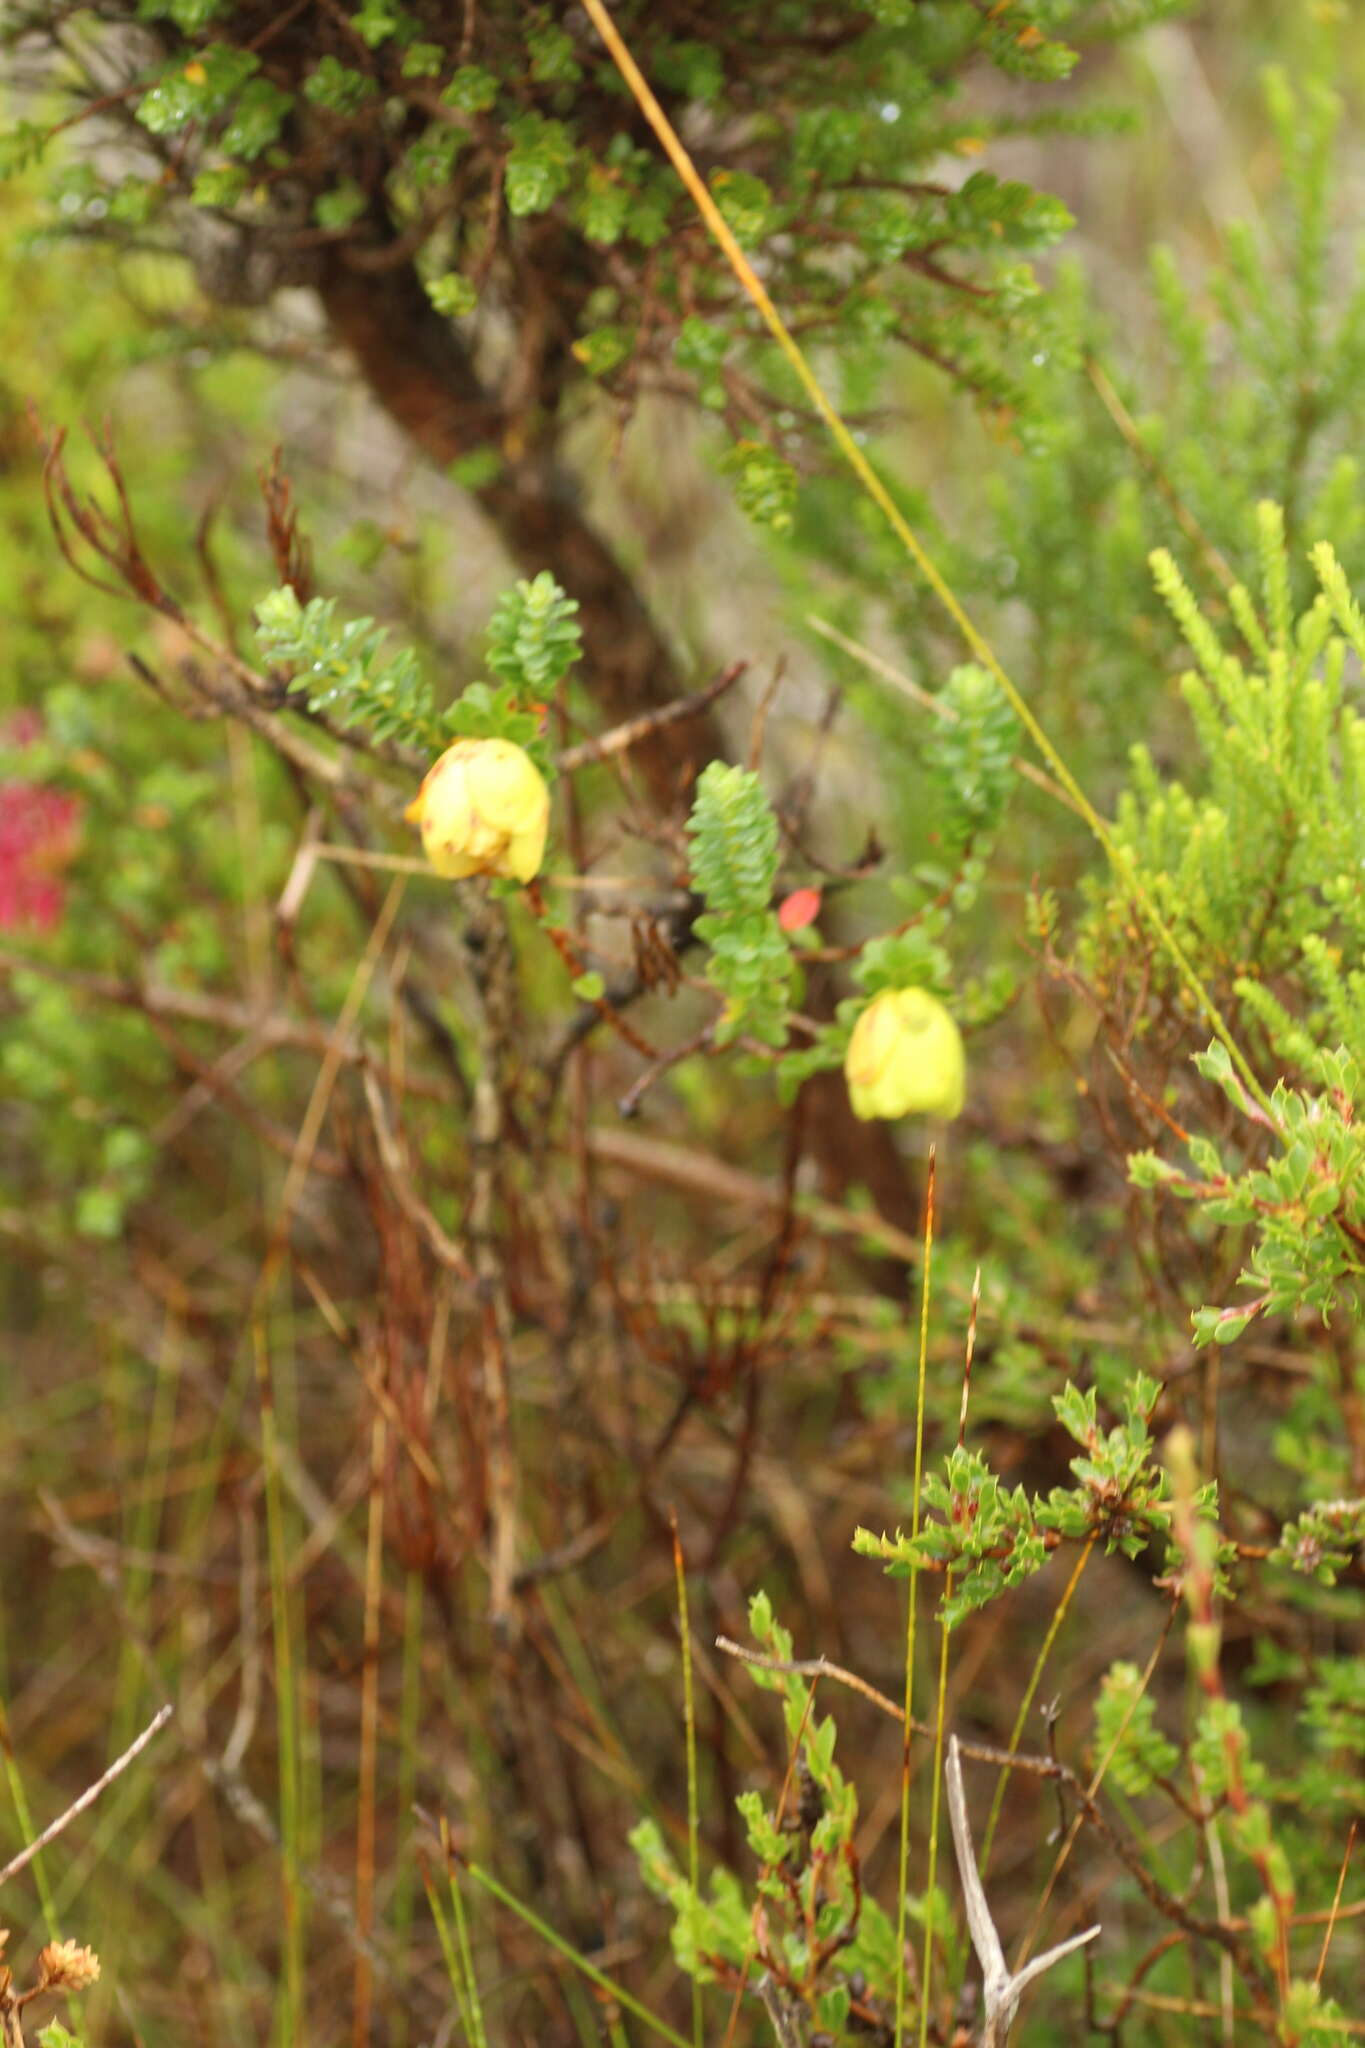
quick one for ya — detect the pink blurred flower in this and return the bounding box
[0,717,81,934]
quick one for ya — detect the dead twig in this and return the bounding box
[589,1126,921,1267]
[618,1023,717,1119]
[805,614,1083,820]
[945,1735,1100,2047]
[716,1635,1256,1980]
[0,1704,174,1891]
[556,660,747,772]
[360,1066,475,1281]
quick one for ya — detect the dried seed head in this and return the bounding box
[36,1940,101,1993]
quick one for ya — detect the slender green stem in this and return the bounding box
[672,1517,704,2048]
[254,1317,305,2047]
[1017,1606,1175,1970]
[894,1150,936,2048]
[917,1585,953,2048]
[0,1712,60,1941]
[449,1861,489,2048]
[979,1534,1096,1879]
[463,1860,694,2048]
[425,1869,476,2045]
[391,1572,424,2048]
[112,1321,179,1763]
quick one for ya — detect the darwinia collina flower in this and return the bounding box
[845,986,965,1122]
[405,737,549,883]
[0,714,80,934]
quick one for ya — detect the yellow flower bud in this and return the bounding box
[845,986,965,1122]
[405,737,549,884]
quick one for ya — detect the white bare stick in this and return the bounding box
[947,1737,1012,2020]
[0,1703,174,1890]
[946,1735,1100,2047]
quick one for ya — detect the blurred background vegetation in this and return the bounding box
[1,4,1363,2045]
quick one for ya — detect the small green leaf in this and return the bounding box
[442,65,498,113]
[401,42,443,79]
[76,1186,125,1239]
[303,55,376,115]
[709,168,772,246]
[192,164,248,208]
[220,78,292,159]
[314,180,367,231]
[719,440,798,535]
[571,324,631,377]
[504,114,575,216]
[426,271,478,318]
[38,2024,85,2048]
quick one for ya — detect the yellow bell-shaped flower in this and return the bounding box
[845,986,965,1122]
[405,737,549,884]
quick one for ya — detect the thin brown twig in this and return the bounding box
[465,889,520,1630]
[715,1634,1256,1977]
[0,948,451,1103]
[32,413,419,782]
[352,1408,387,2048]
[617,1023,717,1119]
[715,1636,904,1722]
[525,879,660,1062]
[805,615,1084,819]
[360,1067,475,1281]
[586,1126,922,1266]
[1316,1819,1357,1987]
[139,1008,348,1178]
[1097,1984,1365,2038]
[0,1704,174,1890]
[266,877,408,1266]
[1097,1928,1188,2042]
[557,660,747,772]
[1084,356,1236,595]
[746,656,786,771]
